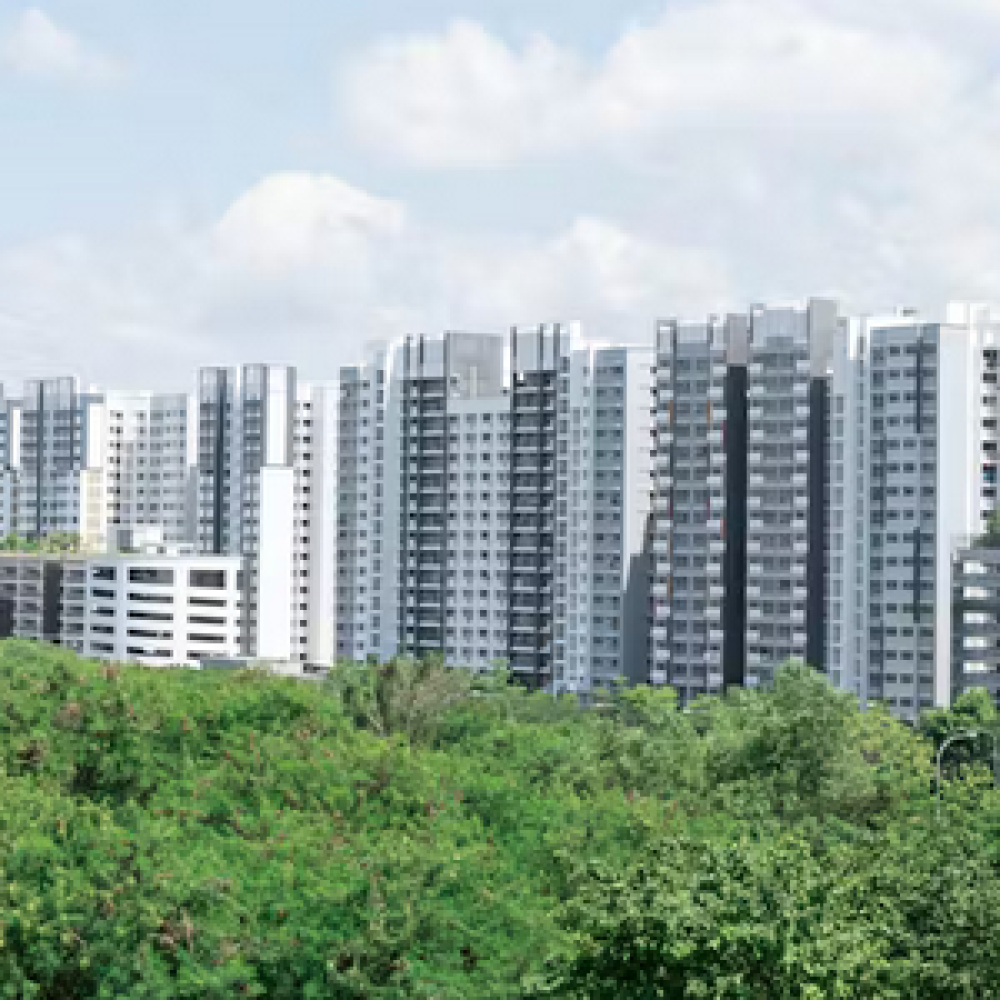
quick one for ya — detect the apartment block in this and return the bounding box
[952,543,1000,707]
[0,383,197,552]
[0,553,64,643]
[399,333,510,669]
[650,315,748,702]
[744,300,838,687]
[337,327,654,692]
[506,325,568,689]
[0,388,21,538]
[336,341,401,664]
[16,377,108,548]
[196,365,336,664]
[557,343,655,692]
[294,382,339,666]
[103,391,196,544]
[828,304,1000,720]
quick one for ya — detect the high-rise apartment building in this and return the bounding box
[336,341,401,665]
[650,300,837,702]
[295,381,339,666]
[650,314,748,702]
[744,300,838,687]
[103,391,196,544]
[828,303,1000,720]
[336,327,654,692]
[0,388,21,538]
[952,542,1000,707]
[506,326,567,689]
[15,377,108,548]
[396,333,508,666]
[558,342,656,692]
[196,365,336,664]
[0,382,195,553]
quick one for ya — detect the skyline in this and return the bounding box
[2,1,1000,390]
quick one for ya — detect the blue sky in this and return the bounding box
[0,1,644,240]
[1,1,998,388]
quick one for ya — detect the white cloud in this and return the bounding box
[0,172,727,389]
[211,173,408,279]
[340,21,587,167]
[1,8,123,86]
[341,1,964,166]
[337,0,1000,324]
[6,2,1000,391]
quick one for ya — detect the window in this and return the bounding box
[127,592,173,604]
[129,567,174,586]
[189,597,226,609]
[189,569,226,589]
[127,610,172,622]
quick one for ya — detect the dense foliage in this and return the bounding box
[0,642,998,997]
[0,532,82,554]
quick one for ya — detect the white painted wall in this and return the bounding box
[254,466,295,660]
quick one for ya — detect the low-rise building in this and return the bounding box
[0,527,245,667]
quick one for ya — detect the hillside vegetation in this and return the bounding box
[0,641,999,997]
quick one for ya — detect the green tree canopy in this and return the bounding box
[0,644,996,997]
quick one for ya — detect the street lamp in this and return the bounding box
[935,729,998,821]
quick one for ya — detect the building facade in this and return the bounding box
[650,314,747,702]
[0,535,243,668]
[15,377,107,548]
[827,304,1000,720]
[196,365,336,664]
[336,327,654,692]
[103,391,196,545]
[557,342,655,692]
[649,300,836,703]
[744,300,838,687]
[952,542,1000,707]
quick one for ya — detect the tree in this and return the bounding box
[327,654,482,743]
[0,645,997,997]
[920,687,998,780]
[534,821,1000,999]
[979,507,1000,547]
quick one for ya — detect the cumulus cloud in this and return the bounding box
[1,8,124,86]
[337,0,1000,321]
[0,173,727,390]
[340,21,587,167]
[340,1,963,166]
[6,1,1000,393]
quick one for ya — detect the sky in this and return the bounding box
[1,0,999,390]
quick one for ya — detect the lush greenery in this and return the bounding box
[0,642,998,997]
[0,532,82,555]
